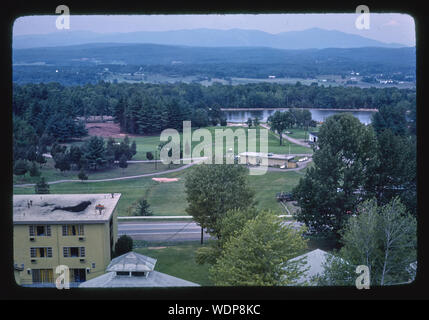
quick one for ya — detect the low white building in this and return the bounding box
[79,251,200,287]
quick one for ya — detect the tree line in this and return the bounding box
[13,81,415,139]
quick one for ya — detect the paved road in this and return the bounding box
[118,221,213,242]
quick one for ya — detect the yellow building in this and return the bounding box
[13,193,121,287]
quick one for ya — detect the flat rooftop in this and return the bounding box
[13,193,121,224]
[239,152,295,160]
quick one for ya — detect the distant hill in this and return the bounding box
[13,42,416,69]
[13,28,408,50]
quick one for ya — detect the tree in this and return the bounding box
[267,111,294,145]
[69,145,83,170]
[209,210,308,286]
[253,117,260,127]
[82,136,106,171]
[184,164,255,242]
[13,159,28,177]
[146,151,154,160]
[132,198,153,216]
[118,154,128,174]
[366,129,417,215]
[29,162,41,177]
[35,176,50,194]
[293,113,379,238]
[317,198,417,286]
[246,117,253,128]
[130,141,137,158]
[78,169,88,182]
[114,235,134,258]
[53,152,71,174]
[371,104,407,136]
[195,207,259,265]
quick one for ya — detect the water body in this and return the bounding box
[223,108,376,125]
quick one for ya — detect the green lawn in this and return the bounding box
[284,127,319,141]
[14,126,312,217]
[13,158,182,185]
[134,242,213,286]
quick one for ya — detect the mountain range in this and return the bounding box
[13,28,408,50]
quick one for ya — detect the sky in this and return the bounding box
[13,13,416,46]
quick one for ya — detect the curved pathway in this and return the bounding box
[260,124,311,148]
[14,154,313,188]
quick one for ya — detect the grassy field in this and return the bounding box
[14,165,307,216]
[134,242,213,286]
[14,126,312,217]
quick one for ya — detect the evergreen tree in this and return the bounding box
[118,154,128,173]
[35,176,50,194]
[113,235,134,258]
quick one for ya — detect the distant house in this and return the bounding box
[268,75,276,79]
[239,152,297,168]
[79,251,200,288]
[308,132,318,143]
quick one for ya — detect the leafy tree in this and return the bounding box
[184,164,255,241]
[317,198,417,286]
[267,111,294,145]
[195,207,259,265]
[114,235,134,258]
[35,176,50,194]
[29,162,41,177]
[69,145,83,169]
[293,113,379,238]
[77,169,88,182]
[13,159,28,177]
[372,104,407,136]
[209,210,308,286]
[53,152,71,173]
[246,117,253,128]
[35,153,47,167]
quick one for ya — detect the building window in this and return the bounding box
[29,225,51,237]
[29,225,35,237]
[62,225,84,236]
[132,272,146,277]
[30,247,52,258]
[63,247,85,258]
[32,269,54,283]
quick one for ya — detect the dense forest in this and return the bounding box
[12,81,416,161]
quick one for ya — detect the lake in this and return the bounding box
[222,108,376,125]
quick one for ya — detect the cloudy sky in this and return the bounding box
[13,13,416,46]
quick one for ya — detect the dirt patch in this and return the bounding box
[85,122,142,138]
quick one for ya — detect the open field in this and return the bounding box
[134,242,213,286]
[14,167,306,216]
[14,125,311,217]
